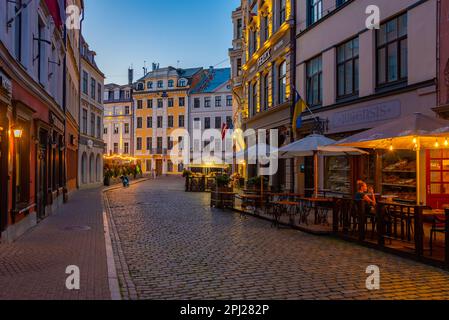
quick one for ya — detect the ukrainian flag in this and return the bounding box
[292,88,307,131]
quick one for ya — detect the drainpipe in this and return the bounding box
[62,4,68,201]
[77,6,85,189]
[289,0,297,193]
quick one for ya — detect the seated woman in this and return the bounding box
[355,180,376,209]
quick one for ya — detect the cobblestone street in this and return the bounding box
[105,177,449,300]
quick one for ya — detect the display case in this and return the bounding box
[381,150,417,201]
[325,156,351,195]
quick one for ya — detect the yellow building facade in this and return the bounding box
[133,66,203,175]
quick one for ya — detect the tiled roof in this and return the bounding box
[136,66,203,82]
[190,68,231,94]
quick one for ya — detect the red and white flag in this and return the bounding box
[221,123,228,141]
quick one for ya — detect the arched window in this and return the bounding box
[278,61,287,104]
[178,79,187,87]
[137,82,144,91]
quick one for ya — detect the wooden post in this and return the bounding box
[313,151,319,198]
[332,198,339,234]
[414,205,424,258]
[445,209,449,268]
[377,203,385,247]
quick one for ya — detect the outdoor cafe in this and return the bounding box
[211,113,449,269]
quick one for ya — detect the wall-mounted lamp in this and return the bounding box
[13,127,23,139]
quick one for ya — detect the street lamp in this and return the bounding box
[13,127,23,139]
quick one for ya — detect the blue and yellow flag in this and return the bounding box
[292,88,307,131]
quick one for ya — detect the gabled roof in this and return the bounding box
[190,68,231,94]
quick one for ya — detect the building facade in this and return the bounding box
[435,0,449,119]
[189,68,234,163]
[103,82,134,156]
[133,66,203,176]
[79,37,105,188]
[295,0,439,202]
[65,0,83,192]
[237,0,296,191]
[0,0,66,242]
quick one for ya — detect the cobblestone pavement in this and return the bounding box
[105,177,449,300]
[0,188,110,300]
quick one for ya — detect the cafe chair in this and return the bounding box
[429,215,447,257]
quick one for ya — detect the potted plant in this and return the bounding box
[216,174,231,188]
[104,168,113,186]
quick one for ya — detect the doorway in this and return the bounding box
[426,149,449,209]
[37,129,48,220]
[156,159,163,176]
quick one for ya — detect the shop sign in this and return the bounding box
[50,112,65,132]
[257,49,271,68]
[0,70,12,99]
[332,100,401,128]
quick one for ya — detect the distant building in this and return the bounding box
[133,65,203,176]
[103,82,134,156]
[189,67,233,164]
[79,37,105,188]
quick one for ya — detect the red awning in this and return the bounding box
[45,0,63,28]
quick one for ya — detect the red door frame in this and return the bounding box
[426,150,449,209]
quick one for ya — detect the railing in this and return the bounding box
[185,176,216,192]
[332,200,449,268]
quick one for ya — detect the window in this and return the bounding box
[83,71,88,94]
[157,137,163,153]
[178,79,187,87]
[215,96,222,107]
[82,109,88,134]
[97,116,101,138]
[236,18,243,39]
[336,0,348,7]
[308,0,323,25]
[377,14,408,87]
[167,160,174,173]
[147,117,152,128]
[37,18,45,83]
[113,143,119,154]
[262,15,269,43]
[337,37,359,98]
[125,106,130,114]
[136,138,142,151]
[215,117,222,129]
[178,163,184,173]
[146,137,152,151]
[168,116,174,128]
[263,74,269,111]
[137,83,144,91]
[147,99,153,109]
[168,98,174,108]
[167,137,173,150]
[104,127,108,135]
[90,113,95,136]
[114,124,119,134]
[137,100,143,109]
[278,61,287,104]
[14,0,22,61]
[251,82,258,116]
[157,99,163,108]
[194,98,200,108]
[97,84,102,103]
[306,56,322,107]
[280,0,287,25]
[157,80,163,88]
[226,95,233,107]
[108,91,114,101]
[157,116,163,128]
[147,81,153,89]
[204,97,211,108]
[226,116,233,128]
[137,117,143,129]
[179,97,185,107]
[168,80,174,88]
[249,29,257,57]
[194,118,201,130]
[179,115,185,127]
[124,143,129,154]
[91,78,96,100]
[124,123,130,134]
[205,117,211,129]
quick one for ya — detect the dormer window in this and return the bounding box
[147,81,153,89]
[137,82,144,91]
[178,79,187,87]
[168,80,174,88]
[157,80,164,88]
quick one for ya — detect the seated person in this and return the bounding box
[355,180,376,209]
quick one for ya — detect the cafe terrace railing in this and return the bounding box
[185,176,217,192]
[332,199,449,269]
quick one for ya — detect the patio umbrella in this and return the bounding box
[278,134,368,197]
[335,112,449,204]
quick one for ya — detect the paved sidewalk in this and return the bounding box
[0,188,110,300]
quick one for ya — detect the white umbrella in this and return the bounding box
[278,134,368,197]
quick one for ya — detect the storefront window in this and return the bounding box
[325,156,351,195]
[382,150,416,201]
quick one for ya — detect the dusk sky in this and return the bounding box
[82,0,240,85]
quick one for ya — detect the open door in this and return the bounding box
[426,149,449,209]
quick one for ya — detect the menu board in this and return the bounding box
[325,156,351,194]
[382,150,417,201]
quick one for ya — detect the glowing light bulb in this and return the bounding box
[413,137,417,144]
[445,138,448,147]
[435,140,440,148]
[389,144,394,151]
